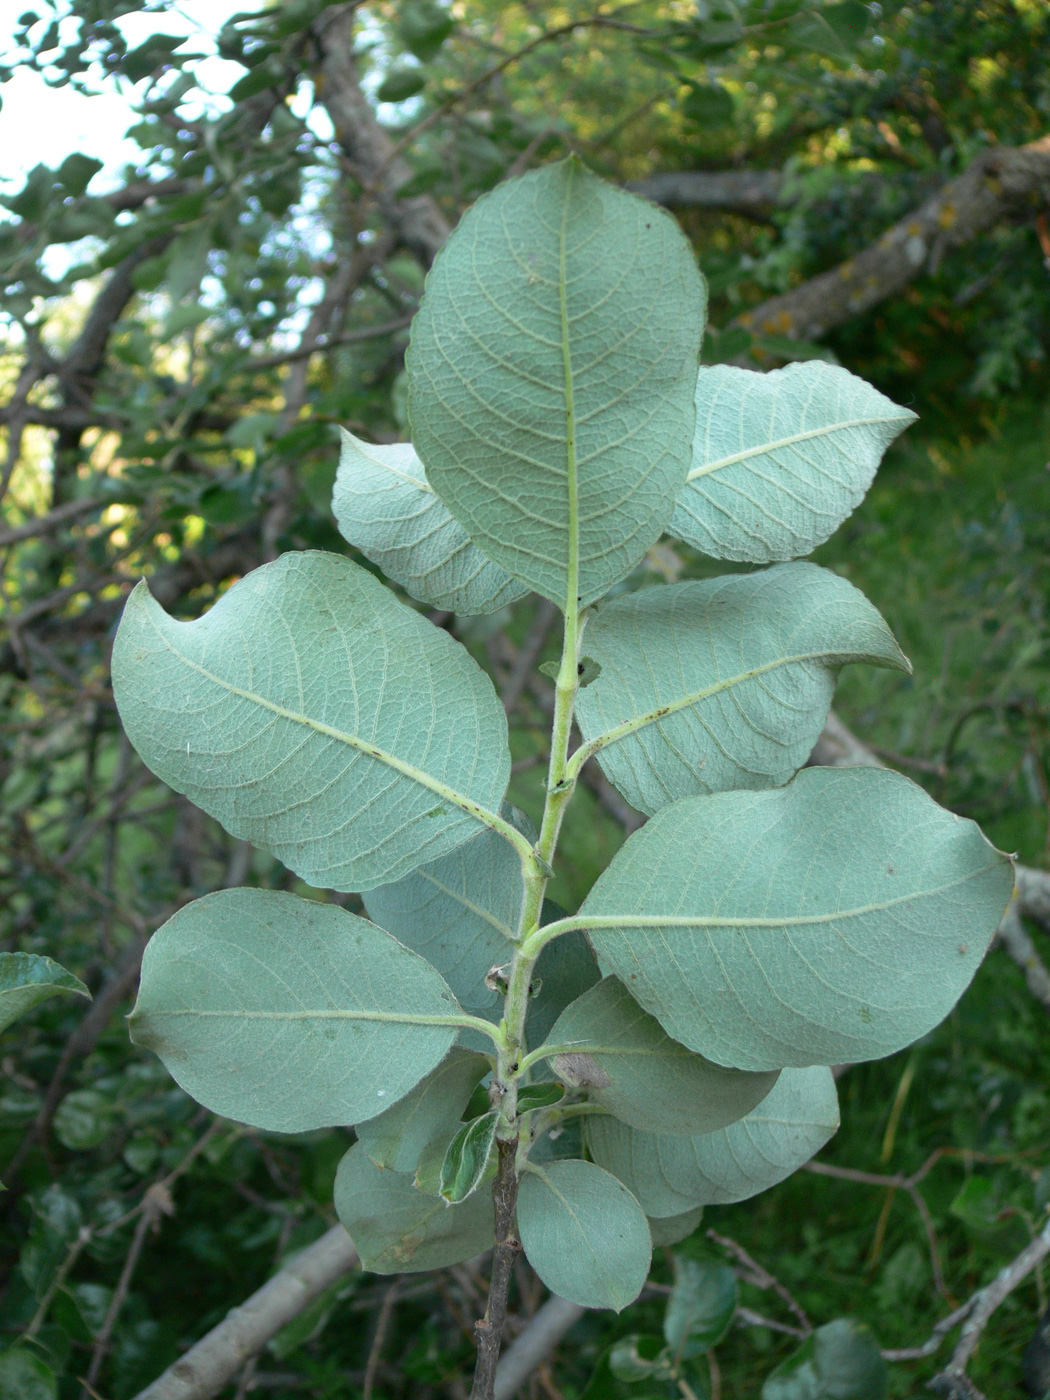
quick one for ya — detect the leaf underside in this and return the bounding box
[575,562,908,816]
[129,888,463,1133]
[582,766,1013,1070]
[332,429,529,614]
[586,1066,840,1215]
[407,158,707,609]
[670,361,916,562]
[111,551,511,892]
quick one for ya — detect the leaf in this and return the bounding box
[647,1207,703,1248]
[664,1257,738,1356]
[586,1067,839,1216]
[581,766,1013,1070]
[57,152,103,195]
[363,806,533,1019]
[574,563,907,815]
[543,977,777,1135]
[669,363,916,563]
[332,430,530,615]
[397,0,454,59]
[608,1335,665,1381]
[376,63,426,103]
[781,3,870,62]
[334,1141,494,1272]
[517,1159,652,1310]
[407,158,707,610]
[516,1081,565,1112]
[112,551,512,892]
[0,1348,57,1400]
[439,1110,497,1202]
[355,1048,489,1172]
[761,1318,887,1400]
[0,953,89,1035]
[129,888,469,1133]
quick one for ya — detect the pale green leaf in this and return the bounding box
[363,806,532,1019]
[762,1318,887,1400]
[586,1067,840,1216]
[0,953,89,1035]
[129,889,470,1132]
[516,1081,564,1112]
[332,430,530,614]
[439,1110,497,1202]
[647,1207,703,1248]
[517,1159,651,1310]
[580,767,1013,1070]
[111,551,513,892]
[407,158,706,610]
[356,1047,489,1172]
[0,1348,57,1400]
[334,1141,494,1272]
[664,1257,738,1355]
[574,563,908,815]
[670,363,916,562]
[543,977,777,1134]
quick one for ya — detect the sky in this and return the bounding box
[0,0,252,195]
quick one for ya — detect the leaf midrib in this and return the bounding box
[686,414,911,483]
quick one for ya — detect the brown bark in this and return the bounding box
[471,1139,522,1400]
[735,135,1050,342]
[628,168,786,220]
[312,4,450,266]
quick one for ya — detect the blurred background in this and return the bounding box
[2,2,1050,1396]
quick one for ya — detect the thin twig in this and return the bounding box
[362,1279,401,1400]
[706,1229,811,1334]
[472,1140,523,1400]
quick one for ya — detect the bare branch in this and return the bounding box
[0,496,107,549]
[492,1295,585,1400]
[131,1226,359,1400]
[735,134,1050,342]
[627,168,785,220]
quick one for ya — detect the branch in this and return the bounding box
[0,496,106,549]
[492,1295,585,1400]
[312,4,450,265]
[131,1226,359,1400]
[735,134,1050,342]
[627,168,786,220]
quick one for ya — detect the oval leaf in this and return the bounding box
[364,805,532,1018]
[334,1142,494,1273]
[407,158,706,610]
[664,1257,738,1356]
[543,977,777,1135]
[762,1318,887,1400]
[574,563,908,815]
[517,1158,651,1310]
[128,889,468,1133]
[439,1110,497,1202]
[0,953,89,1035]
[670,362,916,562]
[586,1067,840,1216]
[648,1207,703,1248]
[356,1047,489,1173]
[581,766,1013,1070]
[332,430,530,615]
[112,551,512,892]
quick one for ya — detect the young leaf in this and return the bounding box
[607,1335,666,1382]
[515,1081,565,1112]
[111,551,513,892]
[356,1048,489,1172]
[406,158,706,610]
[543,976,777,1135]
[439,1109,497,1202]
[517,1159,652,1310]
[664,1256,738,1356]
[647,1207,703,1248]
[586,1067,839,1217]
[761,1318,887,1400]
[580,766,1013,1070]
[364,805,532,1019]
[0,952,89,1035]
[574,564,908,815]
[332,430,529,615]
[129,889,471,1133]
[669,363,916,562]
[334,1142,495,1273]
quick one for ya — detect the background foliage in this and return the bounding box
[2,2,1050,1397]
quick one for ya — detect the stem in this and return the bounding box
[471,1139,522,1400]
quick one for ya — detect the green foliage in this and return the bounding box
[0,954,89,1036]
